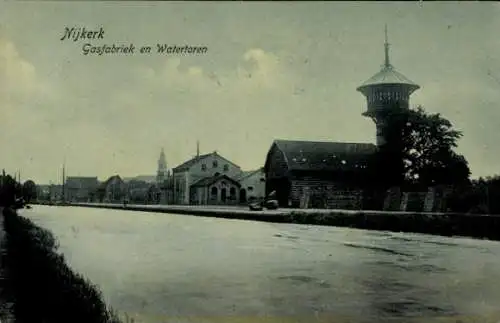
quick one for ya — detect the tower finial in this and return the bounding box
[196,140,200,158]
[384,24,391,68]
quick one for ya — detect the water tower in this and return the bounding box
[357,25,420,146]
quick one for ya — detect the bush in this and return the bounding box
[0,207,122,323]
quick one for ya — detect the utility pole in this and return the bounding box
[62,162,66,203]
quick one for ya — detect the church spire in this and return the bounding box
[384,24,391,69]
[196,140,200,158]
[157,148,168,184]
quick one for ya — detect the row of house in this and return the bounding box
[36,175,159,204]
[36,139,446,211]
[36,150,268,206]
[37,139,377,209]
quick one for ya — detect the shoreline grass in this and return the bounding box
[1,207,123,323]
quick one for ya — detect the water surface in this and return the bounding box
[21,205,500,323]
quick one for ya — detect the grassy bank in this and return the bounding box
[1,207,122,323]
[64,202,500,241]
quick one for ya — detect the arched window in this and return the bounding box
[230,187,236,199]
[211,187,218,197]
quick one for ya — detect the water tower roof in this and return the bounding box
[357,24,419,92]
[358,65,419,90]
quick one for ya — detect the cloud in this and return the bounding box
[101,48,302,164]
[0,35,54,147]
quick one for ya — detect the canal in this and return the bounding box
[19,205,500,323]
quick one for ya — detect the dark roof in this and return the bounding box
[271,140,377,172]
[357,65,419,94]
[235,168,264,181]
[191,174,241,188]
[123,175,156,183]
[172,153,213,172]
[99,175,124,189]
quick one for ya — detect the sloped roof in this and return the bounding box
[172,151,241,172]
[172,153,213,172]
[272,140,377,172]
[235,168,264,181]
[191,174,241,188]
[123,175,156,183]
[357,65,419,91]
[99,175,124,190]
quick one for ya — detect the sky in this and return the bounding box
[1,1,500,184]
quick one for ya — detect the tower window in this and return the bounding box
[201,164,207,171]
[213,160,218,168]
[223,164,229,172]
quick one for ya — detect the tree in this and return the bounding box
[370,105,470,189]
[22,180,37,202]
[0,173,23,206]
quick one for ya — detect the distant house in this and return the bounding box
[65,176,99,202]
[263,140,377,209]
[171,151,243,205]
[123,175,157,184]
[236,168,266,203]
[36,184,62,202]
[98,175,127,203]
[126,179,151,203]
[190,174,241,205]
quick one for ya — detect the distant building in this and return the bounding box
[156,148,170,184]
[125,179,149,203]
[235,168,266,203]
[36,184,62,201]
[357,25,420,147]
[264,140,376,209]
[155,148,171,204]
[190,174,241,205]
[98,175,127,203]
[171,150,243,205]
[65,176,99,202]
[122,175,157,183]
